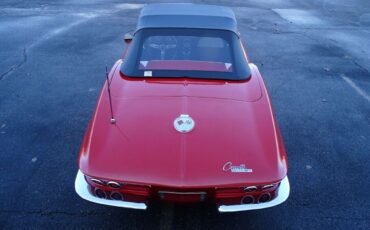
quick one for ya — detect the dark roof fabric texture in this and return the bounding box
[136,3,238,34]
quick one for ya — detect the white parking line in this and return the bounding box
[341,75,370,103]
[26,4,145,49]
[115,3,145,10]
[29,16,97,49]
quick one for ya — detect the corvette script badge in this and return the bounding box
[223,161,253,173]
[174,114,195,133]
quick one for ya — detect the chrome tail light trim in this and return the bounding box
[218,176,290,212]
[75,170,147,210]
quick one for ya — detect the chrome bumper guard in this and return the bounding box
[75,170,147,210]
[218,176,290,212]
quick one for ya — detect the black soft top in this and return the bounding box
[136,3,238,35]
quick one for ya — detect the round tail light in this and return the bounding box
[258,193,271,203]
[241,195,254,204]
[110,192,123,200]
[95,188,107,198]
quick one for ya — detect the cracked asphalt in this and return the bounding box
[0,0,369,229]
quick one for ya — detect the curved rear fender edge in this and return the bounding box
[249,63,288,175]
[77,60,121,167]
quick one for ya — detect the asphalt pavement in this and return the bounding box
[0,0,369,229]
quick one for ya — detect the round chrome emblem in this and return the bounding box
[174,114,195,133]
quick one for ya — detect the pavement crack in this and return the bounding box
[269,30,370,97]
[351,59,370,77]
[269,8,370,77]
[300,32,370,77]
[0,48,27,80]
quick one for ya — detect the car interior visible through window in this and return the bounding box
[121,28,251,80]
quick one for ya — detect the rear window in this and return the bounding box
[121,28,251,80]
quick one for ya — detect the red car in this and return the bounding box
[75,3,289,212]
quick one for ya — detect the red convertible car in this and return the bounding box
[75,3,289,212]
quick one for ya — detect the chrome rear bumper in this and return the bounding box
[74,170,147,210]
[218,176,290,212]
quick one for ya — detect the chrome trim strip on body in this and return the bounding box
[218,176,290,212]
[75,170,147,210]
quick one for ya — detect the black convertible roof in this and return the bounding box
[136,3,238,34]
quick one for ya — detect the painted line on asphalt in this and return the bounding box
[17,3,145,49]
[13,3,145,50]
[0,4,145,79]
[341,75,370,103]
[28,16,97,49]
[115,3,145,10]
